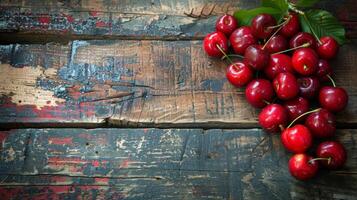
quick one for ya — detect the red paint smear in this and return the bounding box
[0,132,9,144]
[50,176,68,183]
[92,160,100,167]
[95,21,107,28]
[119,159,132,168]
[89,11,98,16]
[48,156,88,165]
[38,15,51,24]
[49,137,73,145]
[63,14,75,23]
[94,178,109,184]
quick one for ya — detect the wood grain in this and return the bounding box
[0,128,356,199]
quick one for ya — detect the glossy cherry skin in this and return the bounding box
[289,154,319,180]
[273,72,299,100]
[258,104,288,133]
[265,35,288,54]
[203,32,229,57]
[251,13,277,39]
[290,32,317,49]
[292,48,318,76]
[281,125,312,153]
[317,36,339,60]
[244,45,270,70]
[215,14,238,36]
[317,59,333,82]
[319,86,348,112]
[230,26,257,55]
[264,54,294,80]
[297,76,320,99]
[280,13,300,38]
[226,62,253,87]
[284,97,310,122]
[316,141,347,169]
[245,79,275,108]
[305,109,336,138]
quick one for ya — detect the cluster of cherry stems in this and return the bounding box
[203,12,348,180]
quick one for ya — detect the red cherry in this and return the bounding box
[316,141,347,169]
[273,72,299,100]
[230,26,257,55]
[290,32,317,49]
[305,109,336,138]
[226,62,253,87]
[215,14,238,36]
[317,36,339,60]
[203,32,228,57]
[297,76,320,99]
[319,86,348,112]
[316,59,333,82]
[292,48,318,76]
[245,79,274,108]
[280,13,300,38]
[264,35,288,54]
[264,54,294,80]
[251,13,277,39]
[258,104,288,133]
[244,45,270,70]
[289,154,319,180]
[281,124,312,153]
[284,97,309,122]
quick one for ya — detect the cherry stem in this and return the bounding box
[262,16,291,50]
[267,15,291,29]
[309,157,332,165]
[262,99,270,105]
[216,44,234,64]
[287,108,321,128]
[302,14,322,45]
[221,54,245,60]
[288,4,304,15]
[327,75,336,87]
[271,42,310,55]
[279,124,285,132]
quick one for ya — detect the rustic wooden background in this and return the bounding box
[0,0,356,199]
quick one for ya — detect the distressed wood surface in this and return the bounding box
[0,128,356,200]
[0,40,356,127]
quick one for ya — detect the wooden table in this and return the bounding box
[0,0,356,199]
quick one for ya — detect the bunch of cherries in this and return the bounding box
[204,13,348,180]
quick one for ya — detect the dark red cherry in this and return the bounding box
[258,104,288,133]
[264,54,294,80]
[273,72,299,100]
[281,124,312,153]
[226,62,253,87]
[316,59,333,82]
[319,86,348,112]
[289,154,319,180]
[284,97,310,122]
[317,36,339,60]
[230,26,257,55]
[203,32,228,57]
[290,32,317,49]
[292,48,318,76]
[264,35,288,54]
[245,79,274,108]
[215,14,238,36]
[280,13,300,38]
[297,76,320,99]
[305,109,336,138]
[244,45,270,70]
[251,13,277,39]
[316,141,347,169]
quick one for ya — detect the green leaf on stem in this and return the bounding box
[234,7,282,26]
[295,0,320,8]
[261,0,289,12]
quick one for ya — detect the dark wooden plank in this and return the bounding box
[0,128,356,199]
[0,40,356,127]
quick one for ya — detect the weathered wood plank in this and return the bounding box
[0,128,356,200]
[0,40,356,127]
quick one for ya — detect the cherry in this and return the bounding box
[258,104,288,133]
[316,59,333,82]
[317,36,339,60]
[289,154,319,180]
[245,79,274,108]
[316,141,347,169]
[264,54,294,80]
[281,124,312,153]
[226,62,253,87]
[273,72,299,100]
[244,45,270,70]
[292,48,318,76]
[297,76,320,99]
[284,97,309,122]
[264,35,288,54]
[319,86,348,112]
[215,14,238,36]
[230,26,257,55]
[305,109,336,138]
[290,32,317,49]
[203,32,229,57]
[279,13,300,38]
[251,13,277,39]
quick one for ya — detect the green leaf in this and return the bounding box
[299,9,346,44]
[295,0,320,8]
[234,7,282,26]
[261,0,289,12]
